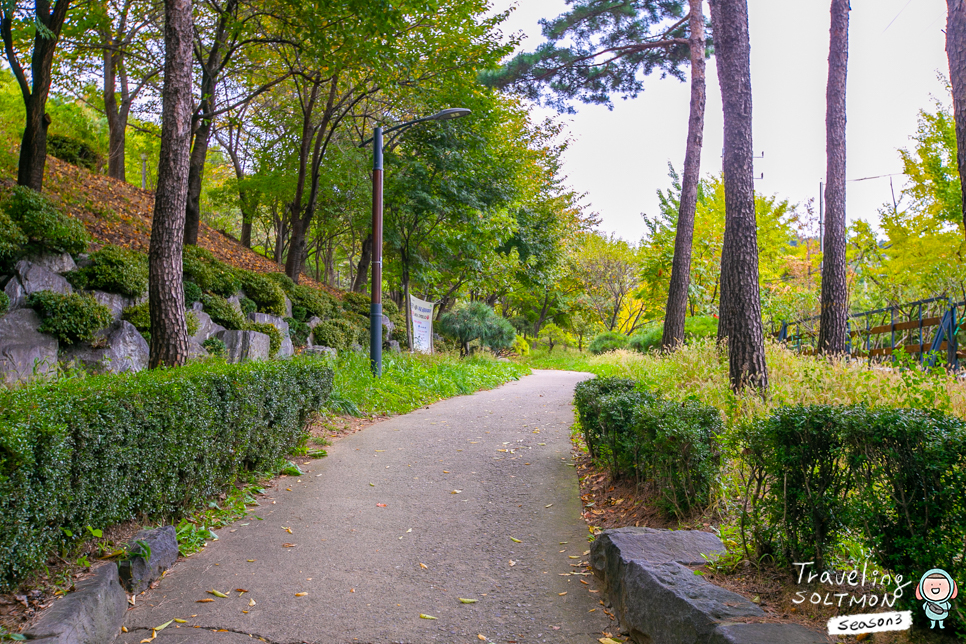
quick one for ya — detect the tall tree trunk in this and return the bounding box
[817,0,850,355]
[708,0,768,391]
[103,38,128,181]
[285,215,308,280]
[947,0,966,235]
[352,234,372,293]
[662,0,707,351]
[183,117,211,245]
[148,0,193,368]
[1,0,71,192]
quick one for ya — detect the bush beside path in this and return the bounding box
[116,370,612,644]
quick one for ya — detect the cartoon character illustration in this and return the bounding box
[916,568,959,629]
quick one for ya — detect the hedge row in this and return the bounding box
[0,357,333,589]
[574,377,722,517]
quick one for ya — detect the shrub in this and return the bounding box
[182,246,240,297]
[628,317,719,354]
[588,331,628,355]
[183,281,202,305]
[201,293,246,330]
[66,245,148,298]
[122,302,198,341]
[0,209,27,266]
[382,298,399,316]
[291,306,307,323]
[512,335,530,356]
[439,302,515,357]
[342,291,371,317]
[47,134,99,171]
[201,336,226,358]
[574,377,638,458]
[239,296,257,316]
[0,357,333,589]
[4,186,88,256]
[629,325,662,353]
[247,321,282,358]
[286,317,310,347]
[264,272,297,294]
[0,291,7,316]
[312,319,359,351]
[288,285,338,320]
[28,291,112,344]
[238,271,286,316]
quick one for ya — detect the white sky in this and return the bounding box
[491,0,951,242]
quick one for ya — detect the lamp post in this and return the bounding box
[362,108,470,376]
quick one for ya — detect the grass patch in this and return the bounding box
[327,351,530,417]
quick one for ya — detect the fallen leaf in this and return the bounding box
[377,503,387,507]
[510,537,522,543]
[443,470,450,473]
[369,483,375,487]
[558,592,567,596]
[121,626,129,632]
[247,559,256,562]
[286,488,292,491]
[545,504,553,508]
[208,590,229,598]
[451,490,462,494]
[419,614,438,620]
[282,543,297,548]
[600,639,621,644]
[406,528,412,533]
[235,589,248,594]
[581,580,589,585]
[569,556,580,559]
[282,527,293,534]
[196,599,215,603]
[154,620,173,632]
[478,636,487,641]
[419,563,428,569]
[295,592,307,597]
[458,597,478,604]
[508,560,517,567]
[174,619,187,623]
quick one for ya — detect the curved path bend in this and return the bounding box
[118,369,611,644]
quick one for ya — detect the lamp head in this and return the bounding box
[429,108,471,121]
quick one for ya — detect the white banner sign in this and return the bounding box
[409,294,435,354]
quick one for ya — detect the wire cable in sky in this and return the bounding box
[884,0,915,33]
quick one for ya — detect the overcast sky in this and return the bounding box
[490,0,951,242]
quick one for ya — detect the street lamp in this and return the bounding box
[361,108,471,376]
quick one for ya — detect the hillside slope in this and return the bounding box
[3,156,334,292]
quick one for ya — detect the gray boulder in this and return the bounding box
[591,527,726,568]
[382,314,395,335]
[306,316,323,329]
[284,295,293,318]
[191,310,218,342]
[305,345,337,358]
[187,339,209,359]
[249,312,289,335]
[23,563,127,644]
[28,252,77,274]
[388,340,401,353]
[215,329,270,363]
[91,290,132,321]
[227,294,243,314]
[3,276,27,311]
[0,308,58,384]
[118,526,179,594]
[191,300,204,312]
[278,335,294,359]
[15,259,73,297]
[60,321,149,374]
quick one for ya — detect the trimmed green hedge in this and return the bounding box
[0,357,333,589]
[28,291,112,345]
[2,186,88,261]
[588,331,628,355]
[66,245,148,298]
[238,271,286,317]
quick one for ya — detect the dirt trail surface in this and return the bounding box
[118,370,612,644]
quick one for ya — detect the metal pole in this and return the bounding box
[370,126,384,377]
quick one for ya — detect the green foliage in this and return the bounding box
[438,302,515,356]
[247,321,282,357]
[264,272,297,294]
[573,377,638,459]
[183,281,202,305]
[3,186,89,257]
[286,317,310,347]
[28,291,112,344]
[0,209,27,266]
[47,134,99,171]
[588,331,628,355]
[0,292,7,316]
[291,306,307,323]
[312,319,360,351]
[201,337,227,358]
[67,245,148,298]
[182,246,240,297]
[201,293,247,330]
[238,271,286,316]
[122,302,198,341]
[512,334,530,356]
[0,357,334,589]
[288,285,338,320]
[630,316,718,354]
[239,296,257,316]
[341,291,371,317]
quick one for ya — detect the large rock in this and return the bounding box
[60,321,149,374]
[590,528,826,644]
[118,526,179,594]
[23,563,127,644]
[15,259,73,298]
[284,296,293,318]
[227,294,243,314]
[278,335,294,359]
[91,290,132,321]
[0,308,58,384]
[29,252,77,274]
[382,315,395,335]
[191,310,218,342]
[187,339,209,359]
[304,345,337,358]
[3,276,27,311]
[215,329,270,363]
[249,312,289,335]
[306,317,322,347]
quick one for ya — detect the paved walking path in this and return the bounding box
[117,370,611,644]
